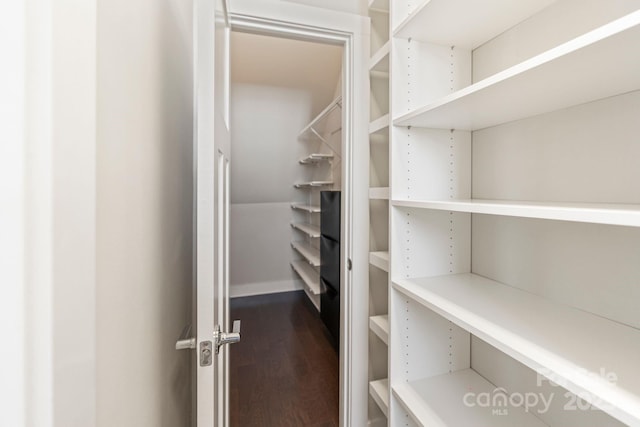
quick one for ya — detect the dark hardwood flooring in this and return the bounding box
[230,291,339,427]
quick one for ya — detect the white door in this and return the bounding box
[176,0,235,426]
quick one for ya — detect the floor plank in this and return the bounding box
[230,291,339,427]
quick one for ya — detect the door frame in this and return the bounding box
[228,3,370,426]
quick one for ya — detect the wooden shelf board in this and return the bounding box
[299,153,333,164]
[369,114,390,135]
[369,187,390,200]
[394,11,640,131]
[290,203,321,213]
[393,0,556,48]
[294,181,334,188]
[369,379,389,418]
[369,251,389,272]
[290,260,320,295]
[369,315,389,345]
[392,198,640,228]
[369,41,390,72]
[393,273,640,425]
[393,369,547,426]
[290,222,321,238]
[291,241,321,267]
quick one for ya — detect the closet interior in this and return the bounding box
[229,30,344,328]
[367,0,640,426]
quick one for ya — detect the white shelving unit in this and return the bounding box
[392,199,640,227]
[299,153,333,164]
[297,96,342,142]
[393,369,547,427]
[290,203,320,213]
[294,181,334,189]
[369,314,389,345]
[394,11,640,130]
[392,0,556,47]
[388,1,640,426]
[292,95,342,311]
[290,222,321,238]
[369,251,389,272]
[369,378,390,418]
[291,241,320,267]
[367,0,391,425]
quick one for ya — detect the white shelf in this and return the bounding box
[393,0,555,48]
[368,0,388,13]
[291,241,321,267]
[303,286,320,311]
[299,153,333,164]
[369,251,389,272]
[290,222,321,238]
[392,198,640,228]
[290,260,320,295]
[394,11,640,130]
[369,187,389,200]
[298,96,342,141]
[369,114,389,135]
[393,369,547,427]
[369,379,389,418]
[290,203,321,213]
[369,41,390,72]
[294,181,333,189]
[369,315,389,345]
[393,273,640,425]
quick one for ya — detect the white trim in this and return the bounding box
[229,5,370,426]
[230,280,304,298]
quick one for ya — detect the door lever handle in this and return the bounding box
[175,324,196,350]
[214,320,241,354]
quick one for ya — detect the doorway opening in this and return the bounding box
[228,29,345,426]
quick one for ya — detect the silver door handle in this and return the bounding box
[214,320,241,354]
[175,324,196,350]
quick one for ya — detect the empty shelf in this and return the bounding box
[369,251,389,272]
[369,114,389,135]
[291,203,321,213]
[394,11,640,130]
[290,260,320,295]
[290,222,321,238]
[393,0,555,48]
[393,273,640,425]
[369,315,389,345]
[299,153,333,164]
[369,379,389,418]
[393,369,547,427]
[291,241,321,267]
[298,96,342,141]
[392,199,640,228]
[369,41,390,72]
[294,181,334,189]
[369,187,389,200]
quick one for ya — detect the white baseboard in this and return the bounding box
[230,279,304,298]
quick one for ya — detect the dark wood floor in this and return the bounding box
[230,291,339,427]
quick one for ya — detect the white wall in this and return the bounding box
[96,0,193,425]
[229,32,342,297]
